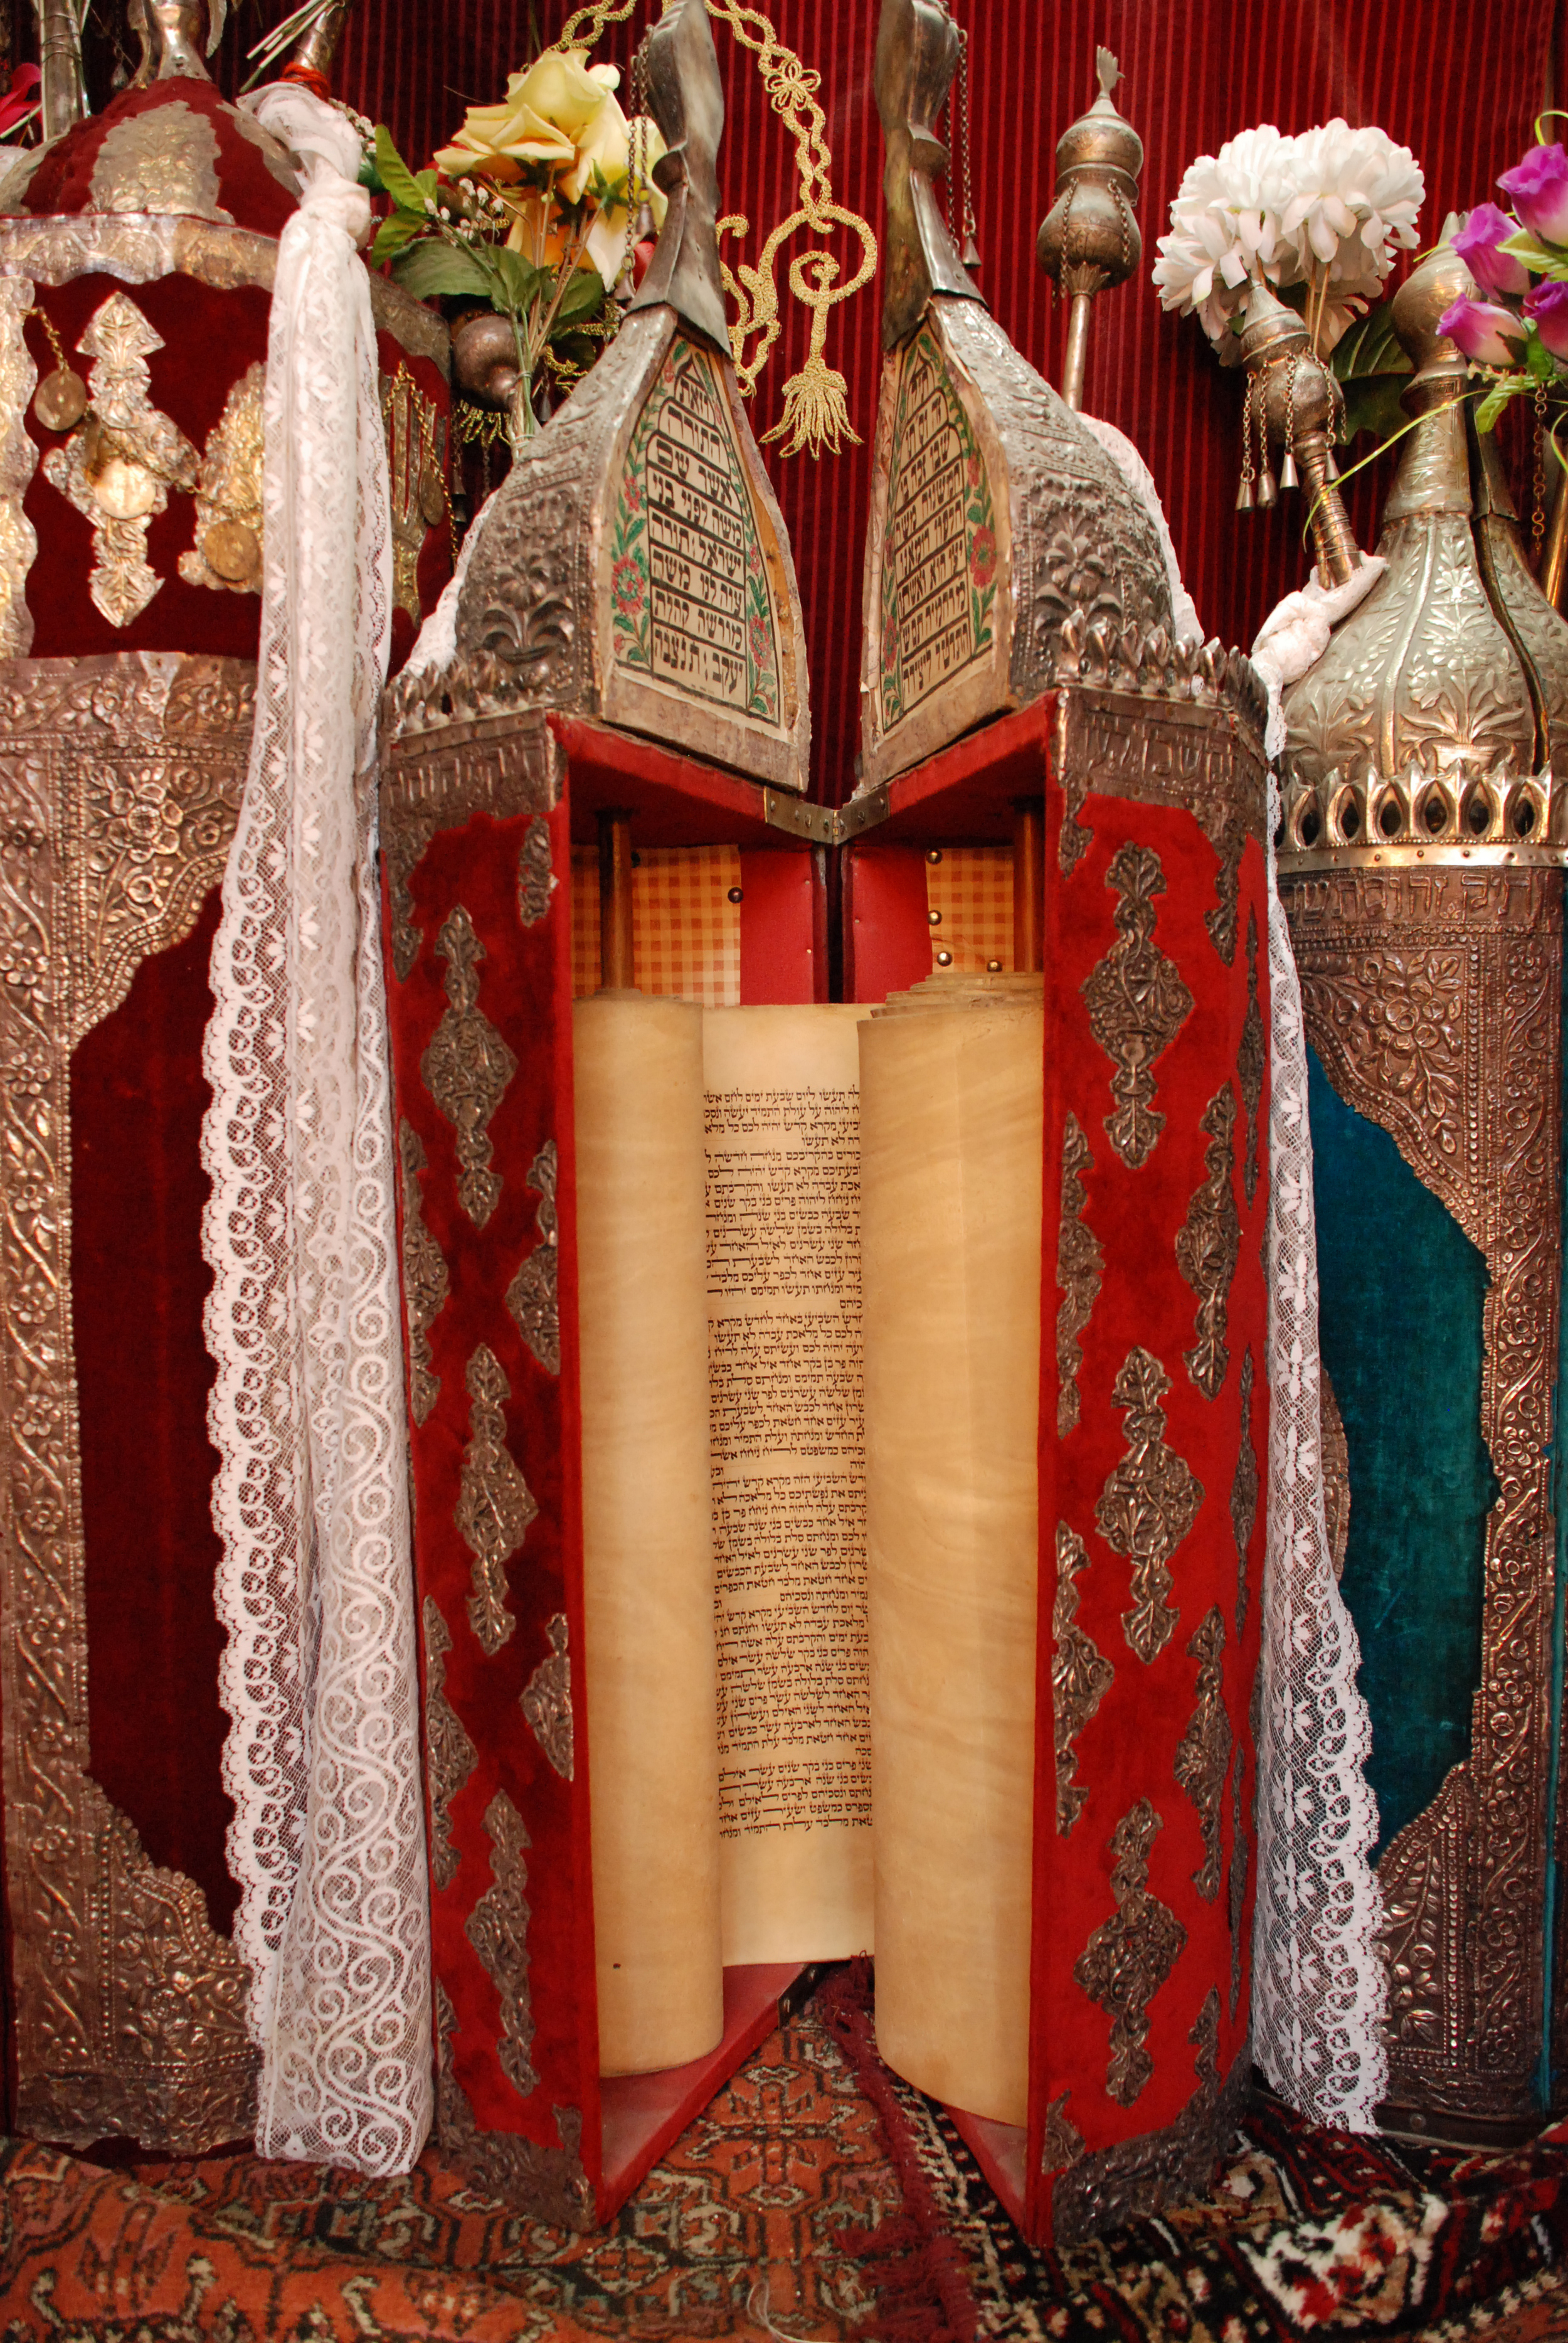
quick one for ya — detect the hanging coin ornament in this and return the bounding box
[418,465,446,528]
[28,307,87,432]
[202,517,260,583]
[33,366,87,432]
[93,453,159,519]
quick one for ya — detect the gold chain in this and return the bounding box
[547,0,876,456]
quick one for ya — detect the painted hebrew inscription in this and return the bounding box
[610,338,780,725]
[879,326,997,734]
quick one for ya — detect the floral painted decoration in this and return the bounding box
[370,52,668,447]
[1155,119,1424,358]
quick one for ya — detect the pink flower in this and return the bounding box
[1454,203,1530,297]
[1499,142,1568,245]
[1438,294,1525,367]
[970,525,997,588]
[1527,280,1568,359]
[611,553,644,615]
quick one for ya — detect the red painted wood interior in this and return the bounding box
[598,1963,805,2218]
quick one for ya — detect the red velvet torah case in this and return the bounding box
[378,671,1269,2245]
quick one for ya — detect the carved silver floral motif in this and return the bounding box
[1056,1112,1103,1437]
[1054,1522,1113,1836]
[506,1140,560,1376]
[1175,1086,1240,1400]
[455,1344,536,1655]
[421,1597,477,1893]
[1081,842,1194,1171]
[1174,1606,1232,1902]
[421,905,517,1230]
[90,101,230,221]
[1073,1797,1188,2107]
[517,814,554,927]
[1096,1347,1204,1664]
[521,1615,574,1782]
[398,1120,448,1427]
[1041,2090,1084,2176]
[464,1792,539,2099]
[433,1979,593,2228]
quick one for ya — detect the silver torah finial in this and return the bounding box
[626,0,731,354]
[873,0,982,350]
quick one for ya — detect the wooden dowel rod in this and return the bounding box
[598,808,636,991]
[1012,797,1044,974]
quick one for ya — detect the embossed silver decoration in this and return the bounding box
[90,101,231,221]
[385,714,558,983]
[1175,1086,1240,1400]
[1054,1522,1113,1836]
[465,1790,539,2098]
[1052,1985,1247,2248]
[506,1140,560,1378]
[1056,1111,1103,1436]
[0,651,258,2150]
[421,1597,477,1894]
[1056,684,1267,962]
[384,6,808,796]
[1287,860,1564,2138]
[1073,1797,1188,2107]
[434,1980,593,2228]
[521,1615,574,1783]
[0,275,38,654]
[1098,1346,1204,1664]
[381,363,447,625]
[517,813,554,927]
[861,0,1178,788]
[397,1119,449,1427]
[1174,1606,1232,1902]
[179,359,263,593]
[421,905,517,1230]
[0,215,448,376]
[1041,2090,1085,2176]
[43,293,199,626]
[455,1344,536,1655]
[1082,842,1194,1170]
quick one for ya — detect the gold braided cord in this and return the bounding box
[549,0,876,456]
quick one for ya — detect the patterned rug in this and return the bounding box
[3,1967,1567,2343]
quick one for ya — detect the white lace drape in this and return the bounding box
[201,88,433,2173]
[1251,579,1389,2130]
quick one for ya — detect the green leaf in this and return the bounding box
[391,238,498,302]
[374,125,428,219]
[370,208,426,267]
[1331,297,1412,381]
[1527,327,1557,378]
[1338,373,1413,445]
[552,265,605,329]
[1498,227,1558,267]
[358,154,386,194]
[492,245,545,315]
[1475,375,1532,432]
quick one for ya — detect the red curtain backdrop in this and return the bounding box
[324,0,1560,807]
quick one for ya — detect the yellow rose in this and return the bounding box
[573,104,669,287]
[434,49,620,182]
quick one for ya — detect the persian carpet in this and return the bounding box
[3,1967,1568,2343]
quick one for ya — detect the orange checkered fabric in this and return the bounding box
[924,846,1014,975]
[570,844,743,1007]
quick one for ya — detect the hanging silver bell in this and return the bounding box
[1258,465,1278,508]
[1279,444,1300,491]
[1236,471,1256,513]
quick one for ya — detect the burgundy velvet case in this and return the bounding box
[380,676,1268,2245]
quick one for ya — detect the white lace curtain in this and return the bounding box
[201,86,433,2174]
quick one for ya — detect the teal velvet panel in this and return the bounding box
[1307,1048,1495,1860]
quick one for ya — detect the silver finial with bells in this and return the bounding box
[1034,48,1143,412]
